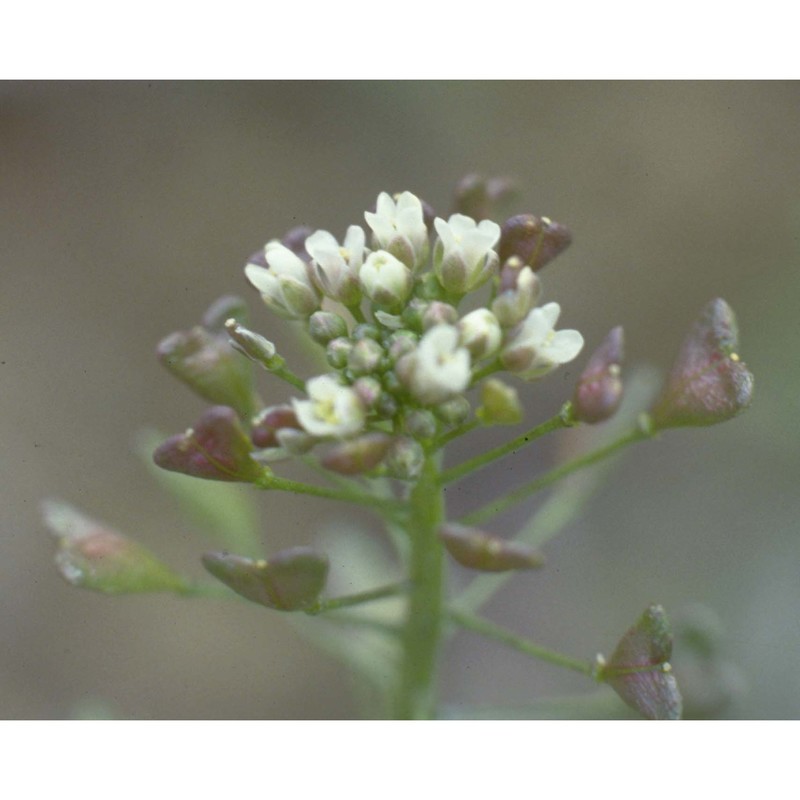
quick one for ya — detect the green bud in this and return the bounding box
[434,396,471,426]
[202,547,329,611]
[352,376,383,410]
[598,604,683,721]
[347,338,384,376]
[326,337,354,369]
[439,523,545,572]
[476,378,523,425]
[224,319,278,366]
[43,500,188,595]
[422,301,458,330]
[572,326,624,424]
[308,311,349,345]
[352,323,381,341]
[650,298,754,429]
[385,437,424,480]
[153,406,263,483]
[403,409,438,439]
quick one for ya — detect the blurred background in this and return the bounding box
[2,81,798,719]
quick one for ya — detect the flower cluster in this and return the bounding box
[231,190,584,479]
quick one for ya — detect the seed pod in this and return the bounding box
[202,547,329,611]
[650,298,753,429]
[439,523,545,572]
[153,406,263,483]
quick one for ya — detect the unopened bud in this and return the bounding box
[385,437,424,480]
[43,500,188,595]
[347,338,384,376]
[476,378,523,425]
[401,298,430,332]
[202,547,329,611]
[224,319,277,366]
[352,323,381,341]
[326,336,353,369]
[439,523,545,572]
[598,604,683,721]
[359,250,413,310]
[308,311,349,345]
[434,396,471,425]
[321,433,393,475]
[491,266,541,328]
[457,308,502,360]
[352,376,383,410]
[403,409,438,440]
[650,298,753,429]
[422,301,459,330]
[498,214,572,271]
[153,406,263,483]
[387,330,419,363]
[573,326,624,424]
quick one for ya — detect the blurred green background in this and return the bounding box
[2,81,798,719]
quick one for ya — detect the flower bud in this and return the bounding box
[347,338,384,376]
[439,523,545,572]
[403,409,438,440]
[359,250,413,310]
[308,311,349,345]
[491,266,541,328]
[153,406,263,483]
[598,604,683,721]
[202,547,329,611]
[384,437,424,480]
[305,226,365,306]
[434,396,471,426]
[43,500,188,594]
[281,225,315,260]
[650,298,753,429]
[457,308,502,361]
[157,325,256,420]
[498,214,572,271]
[422,301,459,330]
[352,376,383,410]
[400,298,429,332]
[572,326,624,424]
[224,319,278,365]
[453,174,516,220]
[352,323,381,341]
[321,432,393,475]
[476,378,523,426]
[326,336,353,369]
[251,405,301,448]
[386,330,419,363]
[433,214,501,295]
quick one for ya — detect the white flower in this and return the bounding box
[457,308,502,361]
[501,302,584,379]
[359,250,413,310]
[364,191,429,270]
[433,214,501,295]
[292,375,366,438]
[305,226,365,307]
[245,242,321,319]
[400,324,471,406]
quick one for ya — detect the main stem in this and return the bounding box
[394,454,445,719]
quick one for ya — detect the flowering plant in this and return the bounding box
[45,176,753,720]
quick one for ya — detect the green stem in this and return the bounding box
[394,454,446,719]
[257,473,401,512]
[440,405,573,485]
[448,608,593,677]
[470,360,502,385]
[430,418,480,451]
[306,582,408,615]
[462,424,652,527]
[267,359,306,391]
